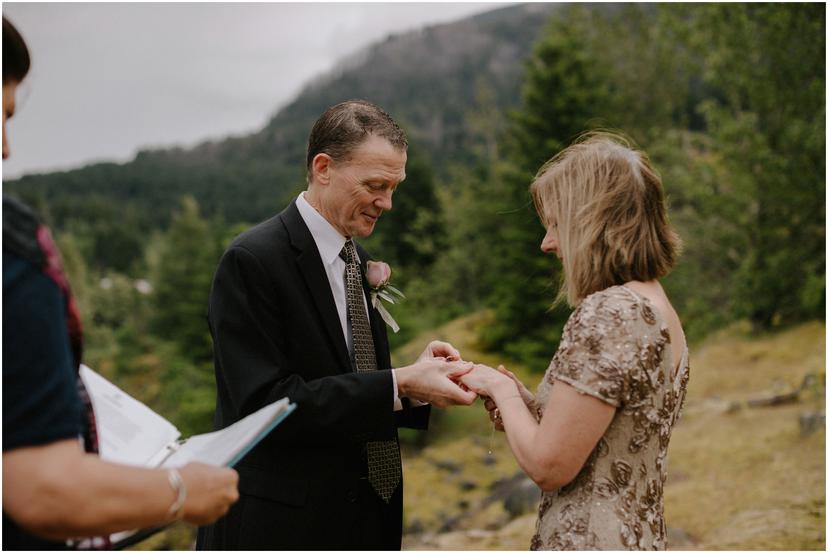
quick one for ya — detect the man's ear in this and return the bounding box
[311,153,333,186]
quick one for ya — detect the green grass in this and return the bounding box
[400,317,826,550]
[132,316,826,550]
[663,321,825,550]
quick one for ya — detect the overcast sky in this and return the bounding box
[2,2,505,179]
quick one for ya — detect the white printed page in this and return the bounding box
[80,365,181,467]
[161,398,292,468]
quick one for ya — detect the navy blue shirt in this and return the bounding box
[3,252,84,549]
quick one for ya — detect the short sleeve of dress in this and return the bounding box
[548,288,639,408]
[2,253,84,451]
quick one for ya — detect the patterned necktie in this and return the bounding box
[341,239,401,503]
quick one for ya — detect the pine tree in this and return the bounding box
[150,196,222,362]
[362,146,445,274]
[480,6,615,371]
[689,3,826,329]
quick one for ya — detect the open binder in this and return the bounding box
[78,365,296,548]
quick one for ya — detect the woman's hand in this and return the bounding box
[458,363,512,398]
[483,396,506,431]
[178,462,240,525]
[482,365,534,431]
[496,365,534,406]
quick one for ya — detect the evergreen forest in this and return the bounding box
[5,2,825,445]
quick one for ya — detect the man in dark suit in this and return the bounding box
[196,100,476,550]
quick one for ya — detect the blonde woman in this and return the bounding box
[460,132,689,550]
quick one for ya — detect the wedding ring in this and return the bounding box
[493,408,501,422]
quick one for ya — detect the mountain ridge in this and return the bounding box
[6,3,557,229]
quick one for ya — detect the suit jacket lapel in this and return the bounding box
[282,201,352,373]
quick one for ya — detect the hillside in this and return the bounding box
[132,315,825,550]
[395,316,825,550]
[5,3,557,230]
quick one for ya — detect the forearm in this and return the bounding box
[253,370,397,444]
[492,386,565,491]
[57,457,175,537]
[4,444,177,540]
[212,295,397,443]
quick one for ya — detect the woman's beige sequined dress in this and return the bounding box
[529,285,689,550]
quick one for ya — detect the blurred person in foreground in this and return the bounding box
[460,132,689,550]
[2,16,239,550]
[196,99,476,550]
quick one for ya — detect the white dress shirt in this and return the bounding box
[295,192,404,410]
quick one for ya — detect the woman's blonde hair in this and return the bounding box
[530,131,682,307]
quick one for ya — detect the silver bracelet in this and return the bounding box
[166,468,187,520]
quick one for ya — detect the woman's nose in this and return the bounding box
[540,232,557,254]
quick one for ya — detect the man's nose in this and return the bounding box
[376,191,393,211]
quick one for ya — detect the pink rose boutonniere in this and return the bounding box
[366,260,405,333]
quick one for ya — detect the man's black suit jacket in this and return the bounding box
[195,201,430,550]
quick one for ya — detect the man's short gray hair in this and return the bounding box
[306,100,407,181]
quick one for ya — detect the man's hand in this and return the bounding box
[396,358,477,407]
[417,340,462,363]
